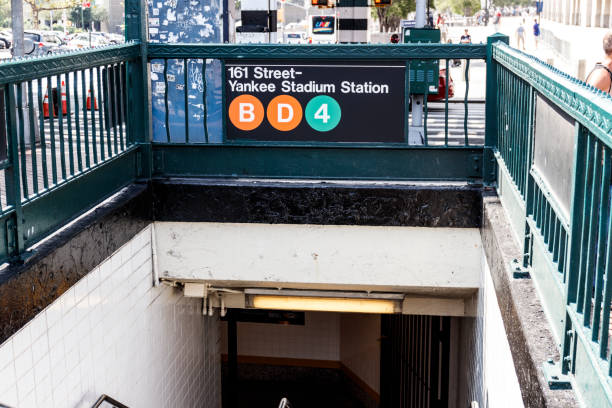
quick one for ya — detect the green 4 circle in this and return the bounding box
[305,95,341,132]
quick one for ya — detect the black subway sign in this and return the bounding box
[225,61,406,143]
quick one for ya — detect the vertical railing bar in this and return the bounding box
[547,205,554,248]
[544,197,550,238]
[463,59,470,145]
[96,66,106,161]
[593,147,610,341]
[110,64,119,155]
[57,74,66,181]
[508,75,516,183]
[578,136,598,315]
[16,84,28,199]
[584,139,603,325]
[553,218,560,263]
[36,80,49,189]
[90,67,98,164]
[26,81,38,195]
[81,69,91,168]
[567,125,588,304]
[46,76,58,185]
[5,84,24,257]
[423,88,428,146]
[103,65,112,158]
[164,59,170,143]
[202,58,208,144]
[444,59,449,146]
[64,72,75,176]
[519,79,528,192]
[601,185,612,360]
[559,228,567,275]
[117,62,126,150]
[73,71,83,173]
[184,58,189,143]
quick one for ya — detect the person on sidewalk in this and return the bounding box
[586,32,612,94]
[516,19,526,50]
[533,19,540,49]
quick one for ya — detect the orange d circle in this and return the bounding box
[229,94,264,131]
[266,95,303,131]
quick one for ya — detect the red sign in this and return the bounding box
[82,1,91,8]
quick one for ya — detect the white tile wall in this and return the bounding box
[0,226,221,408]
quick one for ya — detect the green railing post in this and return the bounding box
[125,0,151,179]
[484,33,509,184]
[4,85,25,260]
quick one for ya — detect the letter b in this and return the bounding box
[229,95,264,131]
[239,103,255,122]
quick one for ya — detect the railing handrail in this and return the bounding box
[91,394,129,408]
[146,42,488,60]
[492,41,612,147]
[0,42,141,85]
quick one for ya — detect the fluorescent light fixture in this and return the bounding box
[251,295,398,314]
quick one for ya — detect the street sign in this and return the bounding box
[400,19,416,28]
[225,61,405,143]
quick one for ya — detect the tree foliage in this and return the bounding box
[0,0,10,28]
[24,0,81,29]
[68,5,108,29]
[370,0,416,32]
[435,0,481,16]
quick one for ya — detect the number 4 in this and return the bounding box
[314,103,330,123]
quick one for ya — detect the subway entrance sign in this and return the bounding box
[225,61,405,143]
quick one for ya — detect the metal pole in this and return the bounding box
[409,0,427,145]
[10,0,24,57]
[10,0,37,147]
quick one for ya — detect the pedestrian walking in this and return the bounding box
[516,19,526,50]
[533,19,540,49]
[585,32,612,94]
[493,10,501,32]
[459,29,471,82]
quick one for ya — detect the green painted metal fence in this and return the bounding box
[147,43,487,180]
[492,40,612,406]
[1,18,612,406]
[0,44,142,263]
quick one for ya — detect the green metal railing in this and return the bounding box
[1,18,611,406]
[492,39,612,406]
[147,43,487,180]
[0,44,142,263]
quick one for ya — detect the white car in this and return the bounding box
[65,33,109,50]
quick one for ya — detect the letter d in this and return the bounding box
[277,103,294,123]
[239,103,255,122]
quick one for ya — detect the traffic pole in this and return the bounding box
[408,0,427,145]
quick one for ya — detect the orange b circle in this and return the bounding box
[266,95,303,131]
[228,94,264,131]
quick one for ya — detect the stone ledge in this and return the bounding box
[481,194,579,407]
[152,178,482,227]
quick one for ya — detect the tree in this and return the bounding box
[0,0,10,27]
[68,5,108,29]
[24,0,80,29]
[435,0,480,16]
[371,0,416,32]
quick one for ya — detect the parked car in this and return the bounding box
[22,31,65,55]
[66,32,109,50]
[0,31,11,49]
